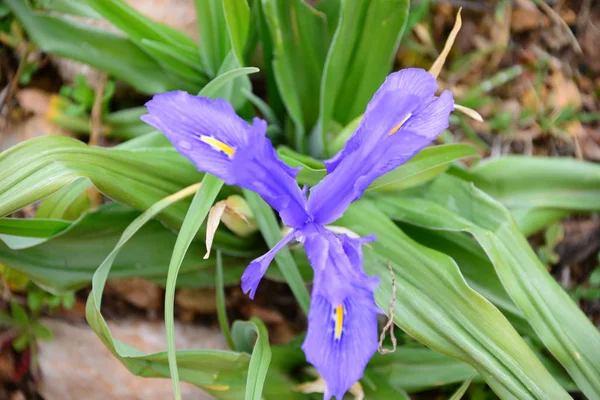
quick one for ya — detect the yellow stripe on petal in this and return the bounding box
[200,136,236,157]
[388,113,412,136]
[334,305,344,339]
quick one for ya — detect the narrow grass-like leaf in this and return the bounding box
[223,0,250,64]
[243,190,310,313]
[216,250,236,350]
[232,318,272,400]
[195,0,231,76]
[261,0,329,150]
[377,174,600,398]
[80,0,198,49]
[200,67,259,98]
[165,175,224,400]
[449,374,476,400]
[35,0,100,17]
[315,0,409,155]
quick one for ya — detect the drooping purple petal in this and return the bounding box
[241,229,297,299]
[142,92,309,228]
[301,229,380,399]
[308,69,454,224]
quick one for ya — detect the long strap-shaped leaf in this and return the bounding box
[232,318,272,400]
[165,174,224,400]
[376,174,600,398]
[338,201,570,399]
[85,183,253,399]
[0,136,250,254]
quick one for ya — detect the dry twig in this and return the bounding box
[378,261,397,355]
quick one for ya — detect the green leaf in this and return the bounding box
[12,333,29,352]
[10,301,29,325]
[138,39,207,86]
[35,0,100,17]
[164,175,223,400]
[377,174,600,398]
[35,178,92,221]
[367,347,477,392]
[0,218,70,238]
[27,291,44,312]
[339,200,570,399]
[0,135,198,226]
[79,0,207,84]
[397,224,534,338]
[261,0,330,151]
[462,156,600,234]
[200,66,258,100]
[449,374,476,400]
[469,156,600,211]
[223,0,250,65]
[216,251,236,350]
[361,369,410,399]
[32,321,53,341]
[0,204,249,294]
[243,190,310,313]
[213,52,253,110]
[195,0,231,77]
[232,318,272,400]
[85,183,249,399]
[81,0,198,49]
[314,0,409,156]
[5,0,195,94]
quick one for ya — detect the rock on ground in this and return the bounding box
[38,318,223,400]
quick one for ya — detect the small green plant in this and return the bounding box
[570,253,600,302]
[59,74,115,117]
[0,275,74,354]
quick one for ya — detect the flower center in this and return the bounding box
[200,136,235,157]
[334,305,344,340]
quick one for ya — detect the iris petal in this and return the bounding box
[302,229,380,399]
[142,92,309,228]
[309,69,454,225]
[302,291,379,400]
[241,229,297,299]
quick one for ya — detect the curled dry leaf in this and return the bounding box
[205,195,257,259]
[429,8,462,79]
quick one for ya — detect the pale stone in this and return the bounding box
[38,318,224,400]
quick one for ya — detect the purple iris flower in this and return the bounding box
[142,68,454,399]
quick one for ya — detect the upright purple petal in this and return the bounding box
[142,92,309,228]
[301,228,380,399]
[308,69,454,224]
